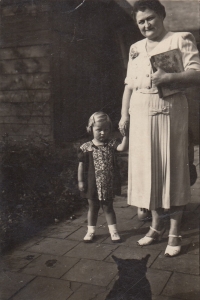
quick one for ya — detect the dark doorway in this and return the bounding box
[51,0,142,143]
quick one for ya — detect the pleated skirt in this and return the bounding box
[128,91,190,209]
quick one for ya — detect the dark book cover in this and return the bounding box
[150,48,184,98]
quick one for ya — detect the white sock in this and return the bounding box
[108,224,118,233]
[87,226,96,233]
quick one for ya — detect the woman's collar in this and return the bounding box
[145,31,172,55]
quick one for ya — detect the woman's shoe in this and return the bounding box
[137,226,166,246]
[164,235,182,257]
[83,232,95,243]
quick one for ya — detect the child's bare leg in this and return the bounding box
[84,199,100,242]
[101,200,120,242]
[88,199,100,226]
[101,200,116,225]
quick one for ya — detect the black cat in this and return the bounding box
[105,255,152,300]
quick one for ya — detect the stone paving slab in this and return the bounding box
[11,277,76,300]
[66,211,108,227]
[110,227,168,250]
[102,219,145,245]
[121,185,128,196]
[69,213,87,225]
[162,272,200,300]
[96,214,111,226]
[117,216,145,231]
[112,198,130,208]
[191,188,200,200]
[21,254,80,278]
[67,284,107,300]
[27,238,79,255]
[146,268,172,295]
[191,178,200,189]
[94,291,111,300]
[103,229,142,246]
[185,203,200,212]
[15,236,45,251]
[67,225,109,243]
[105,245,161,267]
[152,296,182,300]
[181,212,199,231]
[151,252,199,275]
[45,224,82,239]
[0,270,35,300]
[62,259,117,286]
[65,242,118,261]
[114,206,138,220]
[2,251,40,271]
[125,231,193,254]
[192,204,200,213]
[183,228,199,239]
[193,145,199,162]
[187,240,199,255]
[0,145,199,300]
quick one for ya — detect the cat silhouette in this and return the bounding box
[105,254,152,300]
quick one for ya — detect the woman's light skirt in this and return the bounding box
[128,91,190,209]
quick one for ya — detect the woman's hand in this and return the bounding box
[78,181,85,192]
[151,66,169,86]
[119,116,130,137]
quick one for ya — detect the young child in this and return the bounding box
[78,112,128,242]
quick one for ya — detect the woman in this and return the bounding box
[119,0,200,257]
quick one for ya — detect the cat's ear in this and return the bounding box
[142,254,150,265]
[112,255,122,264]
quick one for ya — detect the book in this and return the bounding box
[150,48,184,98]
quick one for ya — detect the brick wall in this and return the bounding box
[0,0,53,142]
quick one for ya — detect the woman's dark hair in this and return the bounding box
[132,0,166,22]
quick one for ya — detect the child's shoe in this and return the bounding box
[110,231,121,243]
[108,224,121,243]
[83,226,95,243]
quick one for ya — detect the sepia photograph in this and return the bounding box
[0,0,199,299]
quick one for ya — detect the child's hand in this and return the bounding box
[78,181,85,192]
[119,121,129,137]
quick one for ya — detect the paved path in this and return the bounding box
[0,147,199,300]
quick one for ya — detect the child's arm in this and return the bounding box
[78,162,85,191]
[116,136,129,152]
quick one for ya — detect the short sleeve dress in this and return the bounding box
[78,139,121,201]
[125,32,200,210]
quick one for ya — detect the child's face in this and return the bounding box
[92,121,110,142]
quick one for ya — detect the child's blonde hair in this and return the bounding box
[86,111,112,134]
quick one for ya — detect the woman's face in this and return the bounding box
[136,8,165,41]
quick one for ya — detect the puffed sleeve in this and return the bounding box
[77,148,84,162]
[124,44,138,86]
[124,50,132,86]
[179,32,200,71]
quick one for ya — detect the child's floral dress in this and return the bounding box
[78,139,121,201]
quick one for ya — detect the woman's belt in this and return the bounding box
[134,87,158,94]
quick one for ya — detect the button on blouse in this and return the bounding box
[124,45,158,94]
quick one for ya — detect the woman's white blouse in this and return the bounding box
[125,32,200,93]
